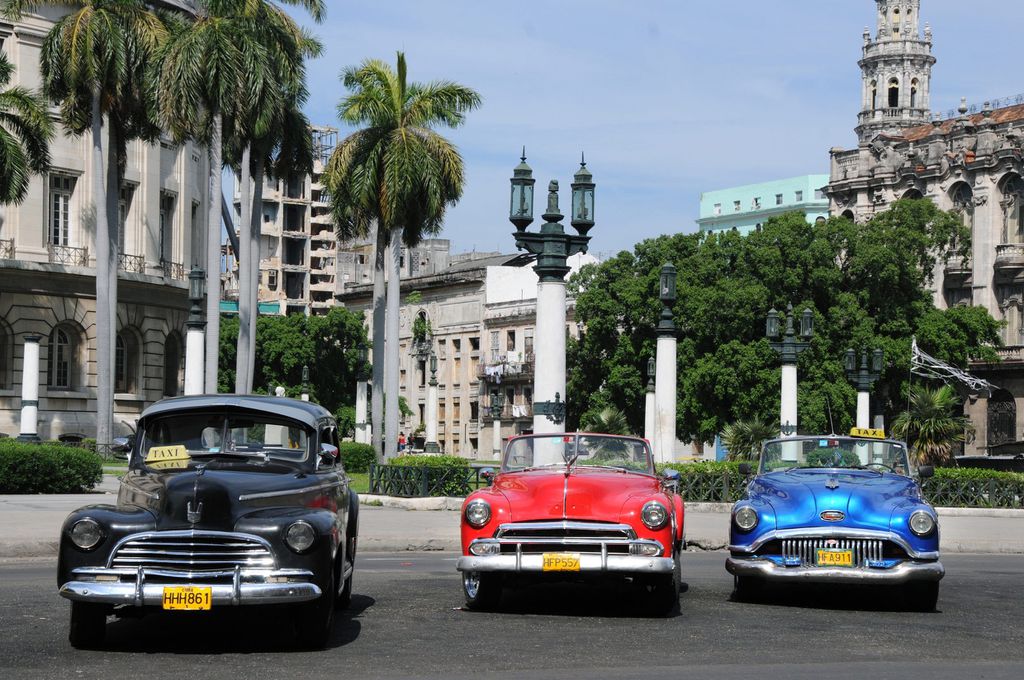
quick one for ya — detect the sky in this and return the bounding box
[286,0,1024,258]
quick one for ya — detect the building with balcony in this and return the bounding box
[696,175,831,235]
[0,2,213,440]
[825,0,1024,455]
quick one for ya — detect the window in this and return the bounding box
[453,400,461,424]
[794,191,804,202]
[118,184,135,254]
[47,326,76,390]
[452,338,461,356]
[524,328,534,356]
[489,331,499,354]
[163,333,181,397]
[888,78,899,108]
[713,203,722,216]
[733,200,741,212]
[910,79,919,108]
[115,331,139,394]
[49,175,75,246]
[470,401,479,420]
[951,183,974,236]
[506,330,515,351]
[1001,175,1024,244]
[159,193,175,262]
[870,80,878,110]
[268,269,278,290]
[752,197,761,210]
[814,189,825,200]
[469,336,480,352]
[988,390,1016,448]
[438,401,446,421]
[775,194,784,206]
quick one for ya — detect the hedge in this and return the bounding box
[0,440,103,494]
[372,455,472,497]
[339,442,375,473]
[391,454,470,469]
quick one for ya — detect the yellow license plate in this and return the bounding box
[816,549,854,567]
[542,553,581,572]
[162,586,212,611]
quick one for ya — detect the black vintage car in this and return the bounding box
[57,396,358,649]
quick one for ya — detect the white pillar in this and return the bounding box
[781,362,798,436]
[355,381,369,444]
[425,380,439,452]
[492,419,502,456]
[184,325,205,395]
[18,335,41,441]
[856,391,870,429]
[655,334,677,463]
[533,281,567,435]
[644,389,656,448]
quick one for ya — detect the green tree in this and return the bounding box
[4,0,170,449]
[721,418,776,461]
[581,406,632,436]
[891,384,974,466]
[568,202,1001,444]
[0,52,53,203]
[323,51,480,460]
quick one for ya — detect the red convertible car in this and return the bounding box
[456,433,685,614]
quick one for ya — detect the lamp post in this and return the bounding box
[354,347,371,444]
[654,264,677,463]
[490,389,506,457]
[644,356,657,446]
[301,364,310,402]
[766,304,814,437]
[424,351,441,453]
[184,267,206,395]
[845,348,884,429]
[509,151,593,435]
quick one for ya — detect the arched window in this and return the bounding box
[988,389,1016,447]
[47,325,77,390]
[902,189,924,200]
[910,79,919,108]
[888,78,900,108]
[892,7,901,35]
[998,286,1024,345]
[1000,174,1024,244]
[841,209,855,222]
[870,80,878,110]
[163,332,182,397]
[951,183,974,234]
[115,330,140,394]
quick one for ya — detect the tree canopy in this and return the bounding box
[567,201,1002,443]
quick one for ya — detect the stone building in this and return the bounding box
[826,0,1024,455]
[0,2,212,439]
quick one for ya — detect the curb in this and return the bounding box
[359,495,463,511]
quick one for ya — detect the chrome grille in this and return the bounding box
[781,537,885,567]
[110,531,275,572]
[495,522,636,555]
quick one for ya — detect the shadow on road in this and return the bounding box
[460,578,691,619]
[729,583,942,614]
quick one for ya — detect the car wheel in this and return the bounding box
[337,535,356,610]
[462,571,501,611]
[906,582,939,612]
[732,575,764,601]
[644,552,681,616]
[68,602,106,649]
[295,569,335,649]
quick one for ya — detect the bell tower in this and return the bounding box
[856,0,936,142]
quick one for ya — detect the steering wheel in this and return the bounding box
[863,462,896,473]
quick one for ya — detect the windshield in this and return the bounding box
[502,434,654,474]
[760,437,911,475]
[138,412,310,470]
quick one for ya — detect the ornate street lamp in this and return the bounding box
[570,154,595,236]
[301,364,310,401]
[184,267,207,395]
[489,390,506,420]
[647,356,656,392]
[767,304,814,437]
[846,347,884,428]
[509,148,536,232]
[653,263,678,462]
[658,263,677,333]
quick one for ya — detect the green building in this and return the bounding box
[697,175,830,234]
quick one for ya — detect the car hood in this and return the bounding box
[749,469,923,532]
[493,467,660,522]
[119,461,318,530]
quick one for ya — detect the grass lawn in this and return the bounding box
[348,472,369,494]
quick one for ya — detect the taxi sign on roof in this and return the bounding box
[849,427,886,439]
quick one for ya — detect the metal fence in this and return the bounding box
[118,253,145,274]
[47,244,88,266]
[920,477,1024,509]
[369,464,492,498]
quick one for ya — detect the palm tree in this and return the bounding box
[891,384,973,466]
[582,406,632,435]
[0,52,53,204]
[722,418,776,461]
[3,0,168,450]
[323,52,481,461]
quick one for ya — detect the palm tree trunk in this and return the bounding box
[384,225,403,460]
[245,154,265,392]
[370,224,386,460]
[235,144,252,394]
[92,90,112,451]
[204,113,223,393]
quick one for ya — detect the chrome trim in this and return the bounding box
[59,580,321,606]
[729,527,940,560]
[495,521,636,539]
[70,566,313,581]
[457,553,675,574]
[726,556,944,584]
[781,537,886,567]
[107,530,276,571]
[238,481,341,501]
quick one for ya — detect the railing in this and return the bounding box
[920,477,1024,509]
[995,346,1024,362]
[0,239,13,259]
[47,243,88,266]
[482,404,532,421]
[369,463,494,497]
[118,253,145,273]
[161,259,186,280]
[936,93,1024,121]
[995,244,1024,270]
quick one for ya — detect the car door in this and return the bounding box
[315,422,348,553]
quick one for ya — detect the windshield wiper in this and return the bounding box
[190,449,268,462]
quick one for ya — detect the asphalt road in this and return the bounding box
[1,553,1023,680]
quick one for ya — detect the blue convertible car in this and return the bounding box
[725,432,943,611]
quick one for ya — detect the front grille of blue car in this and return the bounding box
[776,537,906,568]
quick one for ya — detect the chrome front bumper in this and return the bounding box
[457,552,675,574]
[725,557,945,585]
[59,566,322,606]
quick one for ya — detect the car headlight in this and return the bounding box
[464,499,491,528]
[909,510,936,537]
[285,520,317,553]
[70,518,103,550]
[733,506,759,532]
[641,501,669,530]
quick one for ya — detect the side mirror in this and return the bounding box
[111,436,133,459]
[662,468,681,490]
[738,462,752,476]
[917,465,934,479]
[320,443,339,467]
[480,468,496,485]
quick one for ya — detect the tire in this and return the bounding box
[68,601,106,649]
[462,571,501,611]
[295,569,335,649]
[732,575,764,601]
[906,582,939,612]
[645,553,681,616]
[336,534,356,610]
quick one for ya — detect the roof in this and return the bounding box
[140,395,334,429]
[895,103,1024,143]
[448,252,533,272]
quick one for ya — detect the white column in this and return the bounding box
[533,281,567,435]
[857,391,871,429]
[355,381,369,444]
[654,334,677,463]
[781,363,798,436]
[644,389,657,447]
[18,336,41,441]
[492,419,502,456]
[184,326,205,395]
[425,380,439,452]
